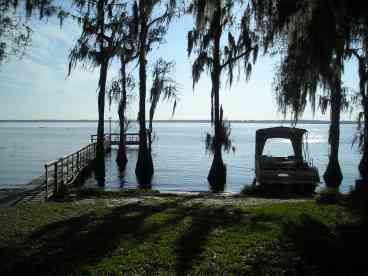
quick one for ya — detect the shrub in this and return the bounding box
[241,183,310,199]
[241,184,262,196]
[315,187,341,204]
[346,181,368,214]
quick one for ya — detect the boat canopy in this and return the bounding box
[255,127,307,161]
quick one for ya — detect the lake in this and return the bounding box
[0,121,361,193]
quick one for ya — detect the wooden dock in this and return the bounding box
[43,133,139,200]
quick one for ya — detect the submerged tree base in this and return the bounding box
[94,158,106,187]
[323,160,343,188]
[116,146,128,171]
[207,154,226,192]
[94,138,107,186]
[135,148,154,188]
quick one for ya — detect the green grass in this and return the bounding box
[0,192,366,275]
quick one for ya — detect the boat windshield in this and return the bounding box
[262,138,295,158]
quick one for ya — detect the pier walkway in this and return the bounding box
[44,133,139,199]
[0,133,140,206]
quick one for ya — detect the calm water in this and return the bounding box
[0,121,361,193]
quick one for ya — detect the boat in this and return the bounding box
[254,126,320,194]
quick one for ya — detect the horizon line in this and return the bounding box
[0,119,357,124]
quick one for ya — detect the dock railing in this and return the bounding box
[44,137,110,199]
[91,133,140,145]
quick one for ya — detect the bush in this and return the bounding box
[241,184,262,196]
[347,181,368,214]
[241,183,310,199]
[315,187,341,204]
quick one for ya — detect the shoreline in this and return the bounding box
[0,173,309,207]
[0,176,45,207]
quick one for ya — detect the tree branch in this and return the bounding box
[220,47,255,70]
[147,11,169,29]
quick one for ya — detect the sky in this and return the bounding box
[0,5,360,121]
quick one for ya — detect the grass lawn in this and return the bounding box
[0,190,367,275]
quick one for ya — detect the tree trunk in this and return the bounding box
[94,0,107,186]
[116,54,128,169]
[148,111,153,154]
[359,97,368,181]
[135,7,154,187]
[95,60,108,185]
[116,101,127,169]
[323,68,343,188]
[207,9,226,192]
[148,99,157,154]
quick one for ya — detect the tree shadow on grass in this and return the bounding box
[2,198,320,275]
[0,199,191,276]
[173,206,285,275]
[282,215,368,276]
[175,205,241,275]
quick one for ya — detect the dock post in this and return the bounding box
[72,154,75,174]
[81,150,84,166]
[53,163,58,196]
[61,158,65,192]
[60,159,64,192]
[66,156,69,181]
[77,151,80,170]
[87,145,89,162]
[45,165,48,200]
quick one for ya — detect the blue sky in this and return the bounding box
[0,9,360,121]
